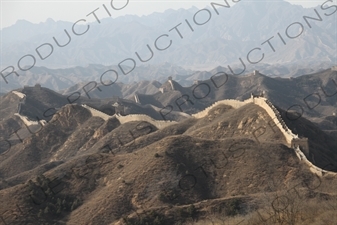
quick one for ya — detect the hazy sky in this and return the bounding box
[0,0,325,30]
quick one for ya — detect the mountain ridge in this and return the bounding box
[1,92,336,224]
[1,0,335,75]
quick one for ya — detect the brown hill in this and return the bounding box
[0,99,336,224]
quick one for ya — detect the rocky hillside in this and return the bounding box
[0,86,336,224]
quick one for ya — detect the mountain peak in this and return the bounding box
[45,18,55,23]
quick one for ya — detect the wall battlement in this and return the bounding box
[253,97,297,145]
[191,96,336,176]
[81,98,336,176]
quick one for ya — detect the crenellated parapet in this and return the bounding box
[191,96,336,176]
[252,97,298,146]
[81,98,336,176]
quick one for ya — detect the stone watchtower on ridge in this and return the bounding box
[292,137,310,157]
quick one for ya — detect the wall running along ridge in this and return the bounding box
[294,146,337,178]
[14,113,47,127]
[190,96,336,177]
[168,80,175,91]
[253,97,298,145]
[81,104,114,121]
[11,98,335,177]
[192,98,254,118]
[11,91,26,99]
[11,90,47,127]
[115,113,177,129]
[82,104,177,129]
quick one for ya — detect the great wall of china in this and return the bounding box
[14,113,47,127]
[82,104,177,129]
[190,96,336,177]
[192,98,253,118]
[11,91,47,127]
[82,96,336,177]
[10,89,336,177]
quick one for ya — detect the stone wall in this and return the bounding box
[253,97,336,177]
[191,96,336,176]
[192,98,253,119]
[12,91,26,99]
[134,94,140,103]
[253,97,297,146]
[82,104,113,121]
[81,100,337,176]
[116,114,176,129]
[295,146,337,178]
[191,96,297,146]
[168,80,175,91]
[292,138,309,157]
[82,104,176,129]
[14,113,45,126]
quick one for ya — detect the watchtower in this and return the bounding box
[292,138,309,157]
[253,70,260,75]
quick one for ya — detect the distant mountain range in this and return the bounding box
[0,62,335,94]
[1,1,337,223]
[62,67,337,132]
[2,67,336,131]
[1,0,336,74]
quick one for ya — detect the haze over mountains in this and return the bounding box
[1,61,336,94]
[0,0,337,224]
[1,1,336,73]
[0,1,337,92]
